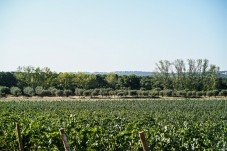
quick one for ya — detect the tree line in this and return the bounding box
[0,59,227,97]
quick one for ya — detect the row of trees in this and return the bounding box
[0,59,227,96]
[154,59,223,91]
[1,86,227,98]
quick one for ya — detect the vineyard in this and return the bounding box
[0,99,227,150]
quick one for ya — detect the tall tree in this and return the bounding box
[0,72,17,87]
[155,60,172,89]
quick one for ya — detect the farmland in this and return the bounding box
[0,99,227,150]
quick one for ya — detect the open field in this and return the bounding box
[0,99,227,150]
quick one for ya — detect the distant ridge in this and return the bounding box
[74,71,153,76]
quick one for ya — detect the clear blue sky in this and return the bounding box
[0,0,226,72]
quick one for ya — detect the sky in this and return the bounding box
[0,0,227,72]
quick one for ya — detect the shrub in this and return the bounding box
[117,91,124,97]
[109,90,116,96]
[0,86,10,97]
[91,89,99,97]
[55,90,64,96]
[23,87,35,97]
[35,86,44,96]
[138,90,149,97]
[149,90,159,97]
[75,89,84,96]
[219,90,227,97]
[206,91,213,97]
[83,90,91,97]
[176,90,187,97]
[142,91,149,96]
[196,91,203,97]
[41,90,52,96]
[10,87,22,96]
[128,90,137,97]
[100,89,109,96]
[163,90,173,97]
[187,91,192,98]
[212,90,219,97]
[48,87,58,96]
[64,89,73,97]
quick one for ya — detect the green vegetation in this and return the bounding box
[0,59,227,98]
[0,99,227,150]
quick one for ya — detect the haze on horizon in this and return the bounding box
[0,0,226,72]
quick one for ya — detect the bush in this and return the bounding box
[176,90,187,97]
[109,90,116,96]
[41,90,52,96]
[219,90,227,97]
[187,91,192,98]
[64,89,73,97]
[83,90,91,97]
[99,89,109,96]
[212,90,219,97]
[149,90,159,97]
[75,89,84,96]
[35,86,44,96]
[0,86,10,97]
[91,89,99,97]
[10,87,22,96]
[206,91,213,97]
[128,90,137,97]
[23,87,35,97]
[48,87,58,96]
[55,90,64,96]
[163,90,173,97]
[196,91,203,97]
[117,91,124,97]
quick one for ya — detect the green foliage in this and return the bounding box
[91,89,99,97]
[41,90,52,96]
[63,89,73,97]
[149,90,159,97]
[162,89,173,97]
[128,90,137,97]
[0,72,17,87]
[10,87,22,96]
[206,91,213,97]
[212,90,219,97]
[48,87,58,96]
[176,90,187,97]
[35,86,44,96]
[83,90,91,96]
[0,86,10,97]
[75,88,84,96]
[0,99,227,150]
[219,90,227,97]
[23,87,35,97]
[57,72,75,89]
[55,90,64,96]
[196,91,203,97]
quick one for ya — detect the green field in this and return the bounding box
[0,99,227,150]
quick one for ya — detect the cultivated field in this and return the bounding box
[0,99,227,150]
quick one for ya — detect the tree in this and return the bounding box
[105,73,118,88]
[140,76,152,90]
[0,72,17,87]
[118,75,140,90]
[57,72,76,90]
[155,60,172,89]
[10,87,22,96]
[0,86,10,97]
[23,87,35,97]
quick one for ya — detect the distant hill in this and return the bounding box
[75,71,153,76]
[75,71,227,78]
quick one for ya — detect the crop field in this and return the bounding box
[0,99,227,150]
